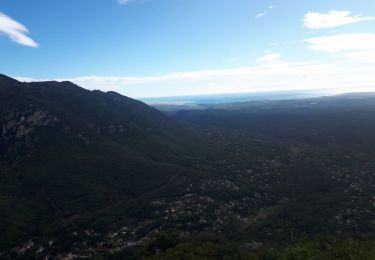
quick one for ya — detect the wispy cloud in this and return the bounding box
[304,33,375,65]
[256,4,279,19]
[118,0,136,5]
[304,33,375,53]
[18,49,375,98]
[332,50,375,63]
[0,12,38,47]
[224,57,240,63]
[256,51,282,64]
[256,13,266,19]
[303,10,375,29]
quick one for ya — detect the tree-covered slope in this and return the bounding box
[2,76,375,258]
[0,75,206,251]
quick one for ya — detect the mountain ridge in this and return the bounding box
[0,75,210,253]
[1,75,375,258]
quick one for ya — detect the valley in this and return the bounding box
[0,76,374,259]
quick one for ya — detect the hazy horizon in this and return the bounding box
[2,1,375,98]
[2,1,375,257]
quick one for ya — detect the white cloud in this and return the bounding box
[224,57,240,63]
[304,33,375,53]
[0,12,38,47]
[256,5,279,19]
[305,33,375,65]
[303,10,375,29]
[333,50,375,63]
[224,53,240,63]
[256,51,282,64]
[17,50,375,98]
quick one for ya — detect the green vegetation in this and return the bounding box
[1,75,375,258]
[106,233,375,260]
[0,75,213,252]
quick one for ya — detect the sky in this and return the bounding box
[1,0,375,98]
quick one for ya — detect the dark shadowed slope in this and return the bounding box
[2,77,375,258]
[0,75,208,251]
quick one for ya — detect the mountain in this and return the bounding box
[1,75,375,258]
[0,75,212,254]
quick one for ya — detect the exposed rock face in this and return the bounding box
[2,110,57,138]
[0,108,59,166]
[0,75,188,258]
[99,124,126,135]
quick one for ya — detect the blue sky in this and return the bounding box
[1,0,375,98]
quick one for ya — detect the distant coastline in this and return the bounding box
[141,89,338,106]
